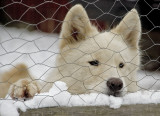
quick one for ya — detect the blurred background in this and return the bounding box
[0,0,159,71]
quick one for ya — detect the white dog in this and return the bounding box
[0,4,141,99]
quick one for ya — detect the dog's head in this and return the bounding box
[56,4,141,96]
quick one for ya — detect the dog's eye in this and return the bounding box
[119,63,124,68]
[89,60,99,66]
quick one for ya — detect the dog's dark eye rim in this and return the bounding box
[119,62,124,68]
[88,60,99,66]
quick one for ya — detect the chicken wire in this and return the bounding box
[0,0,160,115]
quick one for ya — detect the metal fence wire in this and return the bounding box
[0,0,160,113]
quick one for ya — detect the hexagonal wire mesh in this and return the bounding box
[0,0,160,115]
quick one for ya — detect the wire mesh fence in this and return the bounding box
[0,0,160,115]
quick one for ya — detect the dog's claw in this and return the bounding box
[9,79,40,100]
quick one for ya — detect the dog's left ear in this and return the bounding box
[60,4,98,49]
[112,9,141,48]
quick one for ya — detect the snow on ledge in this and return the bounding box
[1,81,160,116]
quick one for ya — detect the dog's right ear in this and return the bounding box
[60,4,98,49]
[112,9,141,48]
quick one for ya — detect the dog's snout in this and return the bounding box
[107,78,123,91]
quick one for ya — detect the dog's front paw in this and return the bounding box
[9,79,40,100]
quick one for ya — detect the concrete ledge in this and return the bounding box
[20,104,160,116]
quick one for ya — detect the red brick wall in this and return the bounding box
[1,0,106,33]
[2,0,71,33]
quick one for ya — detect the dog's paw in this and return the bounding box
[9,79,40,100]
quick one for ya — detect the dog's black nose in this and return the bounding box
[107,78,123,91]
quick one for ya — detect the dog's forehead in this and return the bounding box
[77,31,127,53]
[94,32,127,52]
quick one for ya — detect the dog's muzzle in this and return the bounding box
[107,78,123,97]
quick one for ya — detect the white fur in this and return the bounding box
[8,4,141,98]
